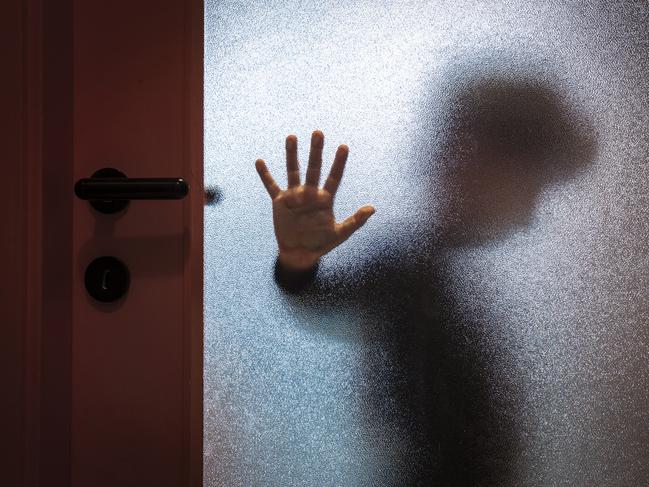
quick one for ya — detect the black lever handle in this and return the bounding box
[74,178,188,200]
[74,167,189,214]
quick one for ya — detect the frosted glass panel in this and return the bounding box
[204,1,649,485]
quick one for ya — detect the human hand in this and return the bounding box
[256,130,376,271]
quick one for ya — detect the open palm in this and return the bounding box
[256,130,375,271]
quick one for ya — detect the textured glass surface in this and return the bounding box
[204,1,649,485]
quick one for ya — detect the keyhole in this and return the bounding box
[101,269,111,291]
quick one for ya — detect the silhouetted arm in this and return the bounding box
[273,256,319,294]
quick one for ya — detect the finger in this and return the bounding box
[255,159,281,199]
[323,144,349,197]
[285,134,300,188]
[305,130,324,187]
[334,205,376,245]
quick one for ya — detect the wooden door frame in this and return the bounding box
[1,0,203,485]
[1,0,51,484]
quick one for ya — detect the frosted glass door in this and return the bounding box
[204,2,649,485]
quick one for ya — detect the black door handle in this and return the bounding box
[75,167,189,214]
[74,177,188,200]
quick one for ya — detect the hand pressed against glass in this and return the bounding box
[255,130,376,271]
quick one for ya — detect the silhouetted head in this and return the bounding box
[416,59,596,247]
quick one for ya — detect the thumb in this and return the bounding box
[334,205,376,245]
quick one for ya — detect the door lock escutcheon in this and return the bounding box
[85,256,130,303]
